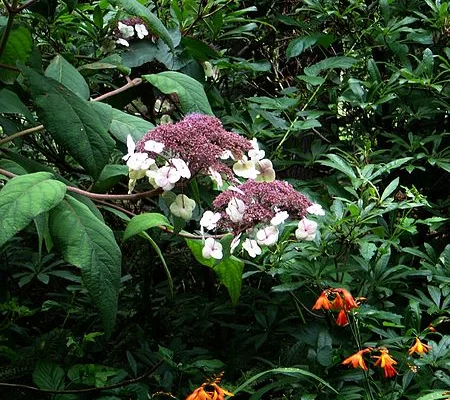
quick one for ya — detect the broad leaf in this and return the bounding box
[33,360,65,390]
[109,108,154,143]
[0,172,66,247]
[49,196,121,336]
[143,71,213,115]
[123,212,172,240]
[45,54,90,100]
[0,25,32,84]
[0,88,35,122]
[214,256,244,306]
[110,0,173,50]
[21,66,115,179]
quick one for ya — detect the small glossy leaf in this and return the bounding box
[49,196,121,337]
[304,56,356,77]
[143,71,213,115]
[45,54,90,100]
[123,213,172,240]
[0,172,66,247]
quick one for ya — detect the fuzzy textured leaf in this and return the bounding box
[109,108,154,144]
[143,71,213,115]
[0,172,66,247]
[49,196,121,337]
[45,54,90,100]
[33,360,65,390]
[21,66,115,179]
[123,213,172,240]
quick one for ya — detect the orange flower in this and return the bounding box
[186,382,233,400]
[312,290,332,310]
[334,288,358,310]
[342,348,372,370]
[373,349,398,378]
[336,308,349,326]
[330,292,345,311]
[408,337,432,356]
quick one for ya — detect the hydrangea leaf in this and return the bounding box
[123,212,172,240]
[0,172,66,247]
[143,71,213,115]
[49,196,121,337]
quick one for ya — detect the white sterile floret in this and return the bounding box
[220,150,235,160]
[230,233,242,254]
[255,159,276,182]
[118,22,134,39]
[200,210,221,231]
[295,217,318,241]
[307,203,325,216]
[116,38,130,47]
[170,194,196,220]
[209,168,223,188]
[123,134,136,161]
[242,238,262,258]
[271,211,289,226]
[225,197,246,222]
[152,166,180,191]
[135,23,148,39]
[256,225,279,246]
[233,157,259,179]
[144,140,165,154]
[171,158,191,179]
[127,152,154,171]
[248,138,265,161]
[202,237,223,260]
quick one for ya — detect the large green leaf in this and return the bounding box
[214,256,244,306]
[32,360,65,390]
[416,392,450,400]
[109,108,154,144]
[143,71,213,115]
[0,25,33,84]
[45,54,90,100]
[49,196,121,336]
[21,66,115,179]
[0,88,35,122]
[185,239,243,305]
[109,0,173,50]
[0,172,66,247]
[123,212,172,240]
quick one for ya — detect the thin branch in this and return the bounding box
[0,125,45,146]
[16,0,40,11]
[0,77,143,146]
[0,61,19,71]
[0,359,164,394]
[92,78,143,102]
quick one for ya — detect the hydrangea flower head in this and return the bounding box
[213,180,312,232]
[136,113,252,180]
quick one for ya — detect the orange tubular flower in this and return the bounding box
[336,308,349,326]
[408,337,432,356]
[330,292,345,311]
[312,290,332,310]
[373,349,398,378]
[186,382,233,400]
[335,288,358,310]
[342,348,372,370]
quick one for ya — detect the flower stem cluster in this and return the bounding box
[312,287,359,326]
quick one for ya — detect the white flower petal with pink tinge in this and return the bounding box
[256,225,279,246]
[202,237,223,260]
[200,211,221,230]
[295,217,318,241]
[307,203,325,216]
[242,239,262,258]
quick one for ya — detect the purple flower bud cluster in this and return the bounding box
[212,180,313,232]
[136,113,252,179]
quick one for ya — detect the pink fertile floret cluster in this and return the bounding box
[213,180,313,231]
[136,113,252,178]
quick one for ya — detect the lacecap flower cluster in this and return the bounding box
[124,113,325,259]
